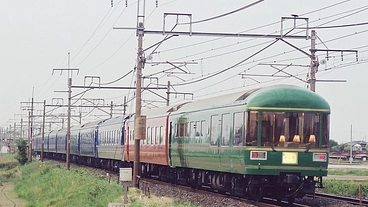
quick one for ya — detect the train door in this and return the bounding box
[218,113,231,168]
[77,132,81,156]
[210,114,220,155]
[168,121,173,166]
[94,128,98,158]
[120,125,125,161]
[230,112,246,170]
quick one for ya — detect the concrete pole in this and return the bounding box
[310,30,317,92]
[110,101,113,118]
[166,81,170,106]
[350,124,353,164]
[133,22,144,188]
[41,100,46,162]
[66,77,72,170]
[28,111,31,159]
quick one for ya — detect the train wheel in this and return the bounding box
[287,196,295,205]
[252,186,263,202]
[216,173,226,193]
[248,179,263,202]
[189,169,198,189]
[276,196,283,204]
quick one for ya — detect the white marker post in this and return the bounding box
[119,168,132,206]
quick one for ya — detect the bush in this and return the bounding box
[15,139,28,165]
[321,180,368,197]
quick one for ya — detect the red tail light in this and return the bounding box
[250,151,267,160]
[313,153,327,162]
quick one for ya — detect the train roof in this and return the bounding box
[246,85,330,113]
[170,91,252,113]
[99,116,125,127]
[139,103,190,117]
[80,119,106,128]
[169,85,330,114]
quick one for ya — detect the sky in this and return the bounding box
[0,0,367,144]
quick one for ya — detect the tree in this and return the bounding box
[16,139,28,165]
[329,140,338,148]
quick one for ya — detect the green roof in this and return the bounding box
[246,85,330,113]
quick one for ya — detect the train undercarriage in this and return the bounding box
[141,162,322,204]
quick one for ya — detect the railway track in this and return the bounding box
[312,192,368,206]
[140,177,316,207]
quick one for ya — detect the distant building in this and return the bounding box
[346,140,366,152]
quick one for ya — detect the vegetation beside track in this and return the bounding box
[320,168,368,197]
[328,168,368,176]
[1,155,199,207]
[319,180,368,197]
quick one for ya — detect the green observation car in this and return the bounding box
[168,85,330,203]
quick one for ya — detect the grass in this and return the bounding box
[328,168,368,176]
[324,168,368,197]
[0,154,21,183]
[0,156,199,207]
[319,180,367,197]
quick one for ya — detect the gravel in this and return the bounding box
[147,183,256,207]
[147,182,358,207]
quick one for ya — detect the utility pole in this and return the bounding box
[28,111,31,159]
[67,76,72,170]
[350,124,353,164]
[53,52,79,170]
[308,30,357,92]
[133,21,145,188]
[30,97,34,162]
[310,30,317,92]
[41,100,46,162]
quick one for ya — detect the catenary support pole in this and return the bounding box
[133,22,144,188]
[310,30,317,92]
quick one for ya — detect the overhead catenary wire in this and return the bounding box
[163,8,368,89]
[28,1,368,127]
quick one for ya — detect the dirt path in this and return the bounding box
[0,182,27,207]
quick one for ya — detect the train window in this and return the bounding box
[152,127,155,144]
[190,122,195,137]
[256,112,325,149]
[201,120,207,137]
[233,112,244,146]
[176,122,188,137]
[151,128,153,144]
[195,121,201,136]
[185,122,188,137]
[111,131,113,144]
[261,113,273,146]
[147,127,151,144]
[176,116,189,138]
[115,130,118,144]
[160,126,164,144]
[125,129,128,143]
[175,124,179,137]
[221,114,230,146]
[322,114,329,148]
[246,112,258,146]
[155,127,158,144]
[210,115,219,146]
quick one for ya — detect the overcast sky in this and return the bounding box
[1,0,367,144]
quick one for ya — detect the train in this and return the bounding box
[33,84,330,203]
